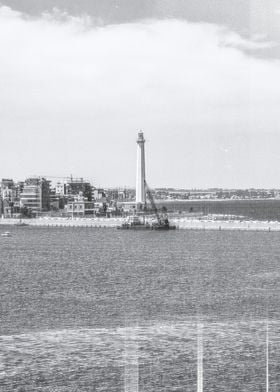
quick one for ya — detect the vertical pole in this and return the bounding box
[136,131,146,205]
[124,326,139,392]
[197,323,203,392]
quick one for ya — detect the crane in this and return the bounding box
[144,180,161,223]
[144,180,171,228]
[117,182,176,230]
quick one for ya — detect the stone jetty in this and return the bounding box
[1,217,280,231]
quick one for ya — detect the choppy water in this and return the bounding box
[1,227,280,391]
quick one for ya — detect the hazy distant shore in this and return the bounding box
[1,217,280,231]
[155,198,279,202]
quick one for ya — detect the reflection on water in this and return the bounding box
[1,227,280,390]
[1,321,280,391]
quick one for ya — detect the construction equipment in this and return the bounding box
[144,180,175,229]
[117,182,176,230]
[144,180,161,223]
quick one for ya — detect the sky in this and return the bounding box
[1,1,280,188]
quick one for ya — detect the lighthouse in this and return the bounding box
[136,131,146,207]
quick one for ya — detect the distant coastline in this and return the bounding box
[155,198,279,202]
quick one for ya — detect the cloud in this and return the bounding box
[0,6,280,187]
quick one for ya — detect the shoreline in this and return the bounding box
[155,198,280,202]
[1,217,280,231]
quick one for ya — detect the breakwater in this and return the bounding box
[172,218,280,231]
[0,217,124,228]
[1,217,280,231]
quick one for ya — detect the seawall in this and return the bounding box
[1,217,280,231]
[172,218,280,231]
[0,217,124,228]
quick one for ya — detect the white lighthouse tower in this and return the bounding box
[136,130,146,207]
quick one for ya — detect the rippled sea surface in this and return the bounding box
[1,227,280,391]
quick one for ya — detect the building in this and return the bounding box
[66,201,96,217]
[55,182,67,196]
[0,179,23,217]
[20,177,50,213]
[106,188,134,202]
[67,178,92,201]
[136,130,146,207]
[117,131,148,213]
[1,178,14,193]
[92,188,106,201]
[1,178,14,201]
[1,179,14,217]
